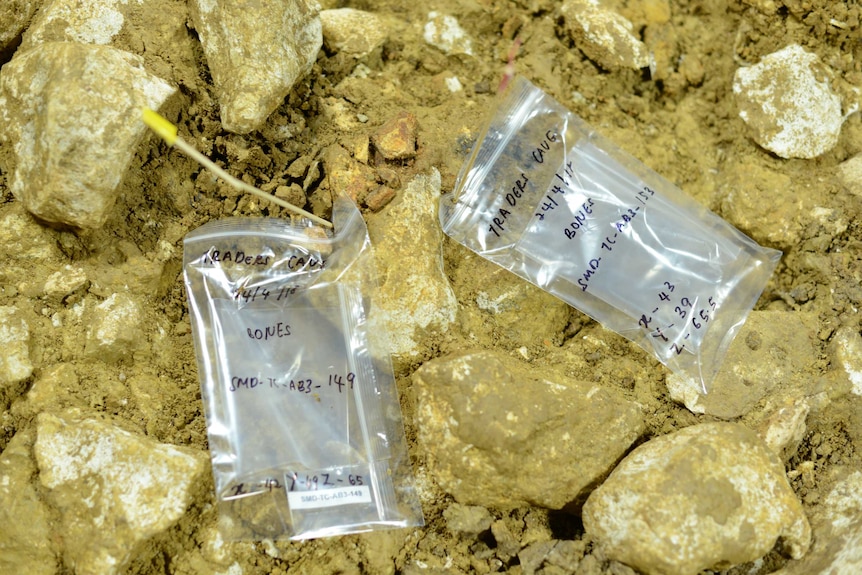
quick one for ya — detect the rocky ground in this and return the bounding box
[2,1,862,574]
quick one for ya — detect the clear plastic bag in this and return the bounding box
[440,76,781,393]
[183,195,423,540]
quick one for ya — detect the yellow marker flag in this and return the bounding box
[142,107,178,146]
[139,106,333,228]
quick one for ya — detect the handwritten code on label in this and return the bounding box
[228,372,356,393]
[638,280,720,358]
[287,486,371,509]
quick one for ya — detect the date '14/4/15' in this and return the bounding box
[638,280,718,356]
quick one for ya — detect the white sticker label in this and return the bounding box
[287,486,372,509]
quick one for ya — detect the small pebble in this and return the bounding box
[424,11,473,56]
[320,8,387,57]
[560,0,651,71]
[0,306,33,389]
[443,503,492,537]
[371,111,419,160]
[365,186,396,212]
[445,76,463,92]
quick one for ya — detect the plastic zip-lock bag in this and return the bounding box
[440,76,781,393]
[184,195,424,540]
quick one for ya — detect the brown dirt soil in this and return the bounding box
[2,0,862,574]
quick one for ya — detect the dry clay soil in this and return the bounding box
[3,0,862,574]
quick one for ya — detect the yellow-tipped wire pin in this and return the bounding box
[142,108,333,229]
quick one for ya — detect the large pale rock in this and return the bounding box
[34,410,206,575]
[0,0,40,52]
[320,8,388,57]
[584,422,811,575]
[367,169,458,372]
[0,306,33,397]
[0,42,175,229]
[666,311,818,418]
[0,428,57,575]
[188,0,322,134]
[733,44,844,159]
[561,0,651,71]
[776,470,862,575]
[85,292,145,362]
[413,349,644,509]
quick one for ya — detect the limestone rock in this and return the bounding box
[755,395,811,459]
[584,422,811,575]
[85,292,145,362]
[320,8,388,57]
[838,154,862,199]
[413,349,644,509]
[733,44,844,159]
[42,265,89,305]
[0,204,63,267]
[423,11,473,56]
[492,521,520,561]
[188,0,322,134]
[666,311,818,418]
[0,428,57,575]
[367,169,458,372]
[0,42,176,229]
[0,0,40,53]
[24,363,79,415]
[443,503,493,537]
[34,410,206,575]
[561,0,651,71]
[0,306,33,402]
[776,470,862,575]
[833,326,862,397]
